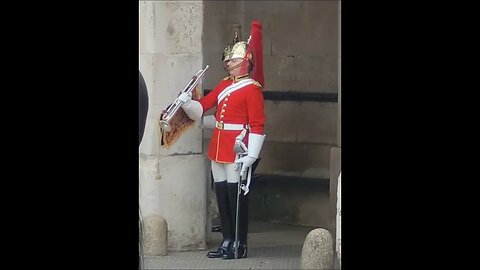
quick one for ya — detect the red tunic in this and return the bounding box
[199,77,265,163]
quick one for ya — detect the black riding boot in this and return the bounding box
[210,172,222,233]
[207,181,234,258]
[223,182,249,259]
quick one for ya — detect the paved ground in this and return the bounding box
[142,221,320,269]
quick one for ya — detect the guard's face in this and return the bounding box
[225,58,244,76]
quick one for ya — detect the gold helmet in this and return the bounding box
[222,21,264,87]
[222,24,243,62]
[224,41,248,62]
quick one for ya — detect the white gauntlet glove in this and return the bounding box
[235,133,266,177]
[178,92,192,108]
[177,92,202,122]
[201,115,216,129]
[236,156,256,176]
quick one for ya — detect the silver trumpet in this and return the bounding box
[159,65,209,132]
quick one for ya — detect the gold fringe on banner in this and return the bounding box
[159,86,202,148]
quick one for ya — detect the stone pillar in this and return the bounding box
[143,215,168,256]
[139,1,207,251]
[301,228,334,269]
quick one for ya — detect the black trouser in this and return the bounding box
[207,180,249,259]
[208,159,260,259]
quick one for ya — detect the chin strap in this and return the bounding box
[224,59,244,72]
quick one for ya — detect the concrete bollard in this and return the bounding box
[300,228,333,269]
[143,215,168,256]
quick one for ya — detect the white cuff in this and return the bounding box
[247,133,266,159]
[182,100,203,122]
[201,115,216,129]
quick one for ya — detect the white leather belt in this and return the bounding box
[215,121,249,131]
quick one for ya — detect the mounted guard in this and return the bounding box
[178,20,266,260]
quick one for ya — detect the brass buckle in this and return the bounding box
[216,122,224,130]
